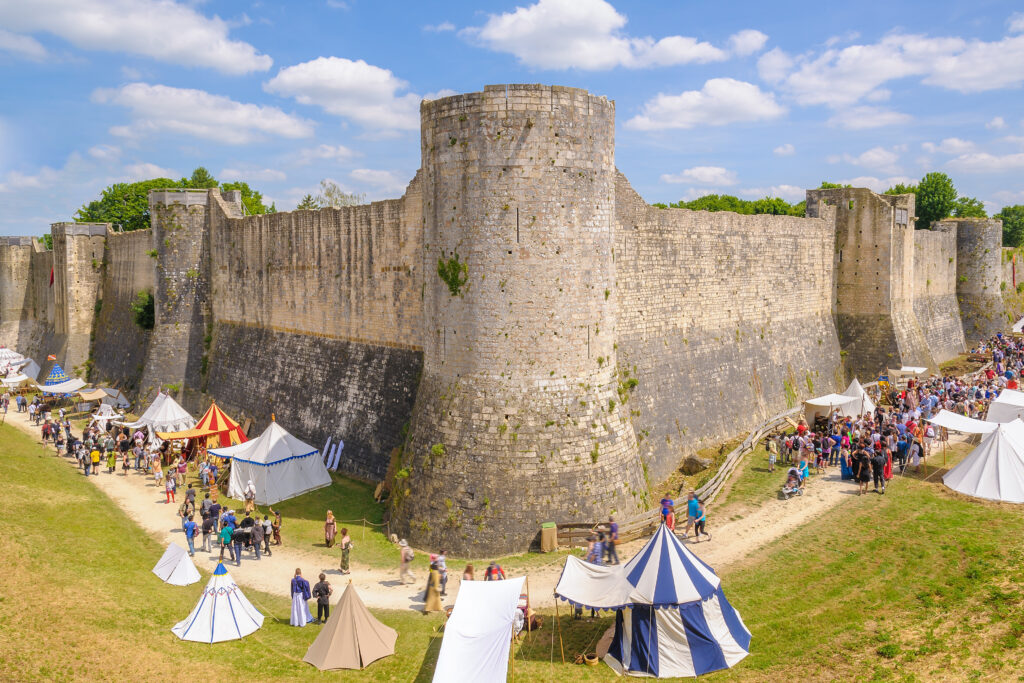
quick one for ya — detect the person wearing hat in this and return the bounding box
[399,539,415,584]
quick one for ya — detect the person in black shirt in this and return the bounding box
[871,448,887,494]
[312,573,333,624]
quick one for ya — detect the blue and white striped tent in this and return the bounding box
[171,563,264,643]
[554,524,751,678]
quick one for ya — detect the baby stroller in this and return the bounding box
[782,467,804,499]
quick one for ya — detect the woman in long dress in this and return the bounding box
[338,527,352,574]
[424,563,443,613]
[324,510,337,548]
[290,569,314,626]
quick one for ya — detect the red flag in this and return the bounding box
[49,266,54,287]
[46,355,56,361]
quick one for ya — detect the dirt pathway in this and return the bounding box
[12,407,957,611]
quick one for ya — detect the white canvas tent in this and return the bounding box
[152,543,201,586]
[0,347,25,367]
[37,377,86,394]
[3,371,35,389]
[171,563,263,643]
[211,420,331,505]
[121,392,196,433]
[928,409,998,435]
[89,403,120,429]
[803,378,876,425]
[985,389,1024,424]
[554,524,750,678]
[1013,317,1024,334]
[943,420,1024,503]
[433,576,526,683]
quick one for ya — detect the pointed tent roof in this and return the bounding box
[123,392,197,433]
[943,420,1024,503]
[212,420,331,505]
[43,362,68,385]
[555,524,722,610]
[841,378,876,415]
[171,563,263,643]
[152,543,201,586]
[304,583,397,670]
[157,402,246,447]
[0,347,25,366]
[985,389,1024,424]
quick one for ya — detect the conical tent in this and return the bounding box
[0,347,25,367]
[943,420,1024,503]
[171,563,263,643]
[157,402,247,448]
[42,362,68,385]
[152,543,201,586]
[211,420,331,505]
[89,403,119,429]
[555,524,750,678]
[122,392,197,434]
[841,378,876,416]
[304,583,397,670]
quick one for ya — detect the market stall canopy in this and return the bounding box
[211,420,330,505]
[928,410,998,434]
[943,420,1024,503]
[37,377,87,394]
[78,386,130,409]
[157,402,246,447]
[3,372,35,388]
[986,389,1024,424]
[802,379,876,426]
[121,392,196,433]
[433,576,525,683]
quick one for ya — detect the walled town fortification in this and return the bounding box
[0,84,1008,554]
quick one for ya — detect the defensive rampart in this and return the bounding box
[912,223,965,363]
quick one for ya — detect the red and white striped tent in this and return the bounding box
[157,401,247,448]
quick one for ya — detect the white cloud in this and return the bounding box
[827,106,911,130]
[921,138,975,155]
[728,29,768,56]
[1009,13,1024,33]
[839,146,902,174]
[0,0,271,75]
[264,57,422,130]
[93,83,315,144]
[349,168,409,194]
[0,165,61,192]
[738,184,805,201]
[838,175,915,193]
[425,21,455,32]
[220,167,287,182]
[660,166,738,186]
[626,78,785,131]
[121,162,177,180]
[295,144,357,165]
[773,143,795,156]
[763,29,1024,109]
[462,0,732,70]
[986,116,1007,130]
[87,144,121,161]
[0,29,48,61]
[947,152,1024,173]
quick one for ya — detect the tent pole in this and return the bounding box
[554,596,565,664]
[510,625,515,683]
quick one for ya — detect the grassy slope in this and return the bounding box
[6,422,1024,681]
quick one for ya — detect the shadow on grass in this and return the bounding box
[412,624,445,683]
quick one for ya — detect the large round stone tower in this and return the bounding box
[391,84,646,555]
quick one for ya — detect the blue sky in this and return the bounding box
[1,0,1023,235]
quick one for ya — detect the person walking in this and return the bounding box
[338,527,352,574]
[692,499,711,542]
[324,510,336,548]
[424,562,443,613]
[290,569,313,627]
[399,539,415,584]
[270,507,282,546]
[605,516,620,565]
[165,473,176,503]
[201,512,216,553]
[437,549,449,596]
[484,561,506,581]
[871,447,887,495]
[183,515,197,556]
[250,518,264,560]
[312,573,333,624]
[218,523,235,563]
[262,515,273,556]
[243,480,256,515]
[231,526,246,566]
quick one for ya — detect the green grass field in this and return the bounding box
[4,421,1024,681]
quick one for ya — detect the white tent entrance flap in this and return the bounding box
[432,576,525,683]
[171,563,263,643]
[210,420,331,505]
[943,420,1024,504]
[152,543,201,586]
[928,410,998,434]
[554,524,750,678]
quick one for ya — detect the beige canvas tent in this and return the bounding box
[303,583,397,671]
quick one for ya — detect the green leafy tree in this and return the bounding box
[316,179,365,208]
[915,172,957,230]
[662,193,805,216]
[997,205,1024,247]
[819,181,852,189]
[952,196,987,218]
[884,183,917,195]
[221,181,273,215]
[295,194,321,210]
[76,177,183,231]
[185,167,218,189]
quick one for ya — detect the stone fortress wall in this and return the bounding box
[0,83,1007,553]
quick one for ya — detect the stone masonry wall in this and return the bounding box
[615,174,843,484]
[0,237,36,350]
[394,85,647,556]
[92,228,156,393]
[204,183,424,481]
[952,218,1004,344]
[50,223,107,376]
[912,224,964,363]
